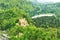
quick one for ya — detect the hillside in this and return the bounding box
[0,0,60,40]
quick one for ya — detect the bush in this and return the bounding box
[7,26,57,40]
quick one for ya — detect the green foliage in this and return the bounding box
[32,16,60,28]
[0,0,60,40]
[57,27,60,40]
[7,26,57,40]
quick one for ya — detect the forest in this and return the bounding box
[0,0,60,40]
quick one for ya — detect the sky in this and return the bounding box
[37,0,60,3]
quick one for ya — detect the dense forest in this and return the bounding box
[0,0,60,40]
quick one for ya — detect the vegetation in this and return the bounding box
[0,0,60,40]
